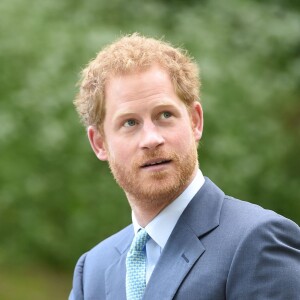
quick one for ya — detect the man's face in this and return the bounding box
[89,65,203,207]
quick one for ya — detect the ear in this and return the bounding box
[190,101,203,142]
[87,126,108,161]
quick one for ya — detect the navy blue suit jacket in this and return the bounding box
[69,178,300,299]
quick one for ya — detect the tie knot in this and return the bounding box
[130,228,149,252]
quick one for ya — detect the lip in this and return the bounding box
[141,158,172,168]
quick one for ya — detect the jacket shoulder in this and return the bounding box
[222,195,298,228]
[69,224,133,299]
[85,224,133,267]
[222,196,300,298]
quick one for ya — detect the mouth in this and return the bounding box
[141,158,172,169]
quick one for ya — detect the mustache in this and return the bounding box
[134,149,179,167]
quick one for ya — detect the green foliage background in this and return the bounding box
[0,0,299,296]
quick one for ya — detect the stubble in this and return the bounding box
[107,142,198,210]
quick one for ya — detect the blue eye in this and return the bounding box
[162,111,172,119]
[124,119,136,127]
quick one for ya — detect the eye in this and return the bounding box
[161,111,172,119]
[124,119,137,127]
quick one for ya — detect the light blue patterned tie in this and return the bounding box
[126,228,150,300]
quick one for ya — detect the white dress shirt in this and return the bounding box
[132,169,205,283]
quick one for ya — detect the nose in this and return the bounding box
[139,122,165,150]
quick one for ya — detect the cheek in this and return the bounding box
[174,124,195,144]
[108,140,134,162]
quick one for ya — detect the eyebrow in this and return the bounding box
[113,112,136,125]
[113,103,179,122]
[114,104,177,119]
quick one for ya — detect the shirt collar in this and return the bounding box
[132,169,205,249]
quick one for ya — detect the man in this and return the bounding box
[69,33,300,300]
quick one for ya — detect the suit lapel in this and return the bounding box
[143,178,224,299]
[143,222,205,300]
[105,253,127,300]
[105,226,134,300]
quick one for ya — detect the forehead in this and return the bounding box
[104,66,182,111]
[107,66,171,95]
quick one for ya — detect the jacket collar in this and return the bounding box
[106,177,224,300]
[143,177,224,299]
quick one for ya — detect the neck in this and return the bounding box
[129,200,169,228]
